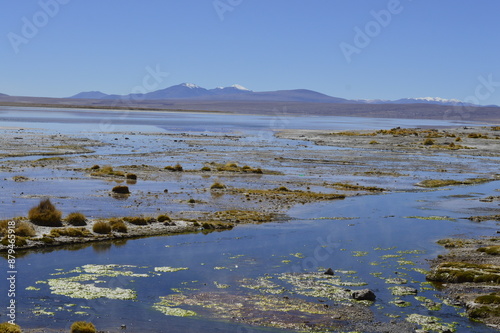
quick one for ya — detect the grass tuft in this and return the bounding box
[28,198,62,227]
[112,185,130,194]
[0,322,22,333]
[70,321,96,333]
[66,212,87,226]
[92,221,111,234]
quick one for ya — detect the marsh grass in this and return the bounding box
[210,182,226,190]
[123,217,148,225]
[427,262,500,284]
[478,245,500,255]
[109,219,128,233]
[66,212,87,226]
[157,215,171,223]
[1,236,27,247]
[331,182,385,192]
[49,228,91,238]
[418,178,491,188]
[28,199,62,227]
[70,321,96,333]
[90,165,125,177]
[165,163,183,172]
[0,220,36,238]
[0,322,22,333]
[92,221,111,234]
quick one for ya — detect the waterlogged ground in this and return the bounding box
[0,107,499,332]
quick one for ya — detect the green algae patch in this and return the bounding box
[47,279,136,300]
[426,262,500,284]
[213,282,230,289]
[26,286,40,291]
[39,264,151,300]
[352,251,369,257]
[381,254,402,259]
[406,314,456,332]
[290,252,305,259]
[240,277,285,295]
[154,266,189,273]
[33,308,55,316]
[405,216,456,221]
[155,291,372,332]
[389,286,417,296]
[417,178,492,188]
[153,303,197,317]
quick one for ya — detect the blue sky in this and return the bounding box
[1,0,500,105]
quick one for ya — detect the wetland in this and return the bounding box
[0,107,499,332]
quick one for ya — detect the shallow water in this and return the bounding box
[0,107,498,332]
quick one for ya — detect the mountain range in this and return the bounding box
[68,83,482,107]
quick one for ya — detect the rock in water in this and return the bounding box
[324,268,334,276]
[351,289,376,301]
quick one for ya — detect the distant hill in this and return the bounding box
[68,83,494,107]
[0,93,9,97]
[70,91,108,99]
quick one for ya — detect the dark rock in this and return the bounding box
[324,268,334,276]
[351,289,376,301]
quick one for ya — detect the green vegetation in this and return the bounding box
[427,262,500,284]
[90,165,125,177]
[1,236,27,247]
[211,210,276,224]
[0,220,36,238]
[331,182,385,192]
[66,212,87,226]
[211,162,263,174]
[28,198,62,227]
[201,166,211,171]
[49,228,91,238]
[469,306,500,319]
[0,322,22,333]
[165,163,183,172]
[157,215,171,223]
[423,138,435,146]
[70,321,96,333]
[109,219,128,233]
[476,293,500,304]
[478,245,500,255]
[369,140,379,144]
[37,156,64,162]
[123,216,148,225]
[92,221,111,234]
[112,185,130,194]
[436,238,467,248]
[210,182,226,190]
[468,214,500,222]
[418,177,491,188]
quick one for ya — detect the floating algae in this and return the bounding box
[154,266,189,273]
[154,291,372,332]
[406,314,456,332]
[34,264,152,300]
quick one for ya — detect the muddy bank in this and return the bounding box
[427,236,500,329]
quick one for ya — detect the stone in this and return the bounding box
[324,268,334,276]
[351,289,376,301]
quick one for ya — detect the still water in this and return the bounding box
[0,107,498,332]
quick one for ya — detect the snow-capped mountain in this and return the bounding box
[67,84,492,107]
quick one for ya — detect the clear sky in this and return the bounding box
[1,0,500,105]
